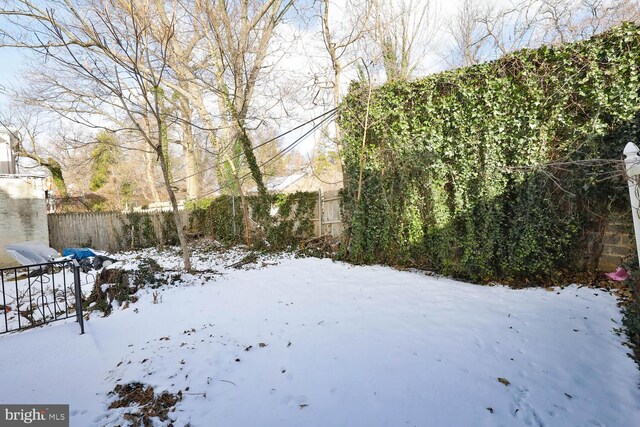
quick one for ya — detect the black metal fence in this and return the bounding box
[0,259,85,335]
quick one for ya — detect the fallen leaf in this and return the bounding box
[497,377,510,386]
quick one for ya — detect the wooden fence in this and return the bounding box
[318,190,343,237]
[48,191,344,252]
[48,211,187,252]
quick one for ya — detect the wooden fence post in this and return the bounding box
[318,189,323,237]
[624,142,640,267]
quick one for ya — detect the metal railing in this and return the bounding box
[0,259,85,335]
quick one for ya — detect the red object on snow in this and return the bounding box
[605,267,629,281]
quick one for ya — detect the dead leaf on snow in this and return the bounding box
[497,377,510,386]
[108,382,182,424]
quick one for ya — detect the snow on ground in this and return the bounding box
[1,246,639,426]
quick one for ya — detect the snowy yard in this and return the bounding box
[1,246,639,426]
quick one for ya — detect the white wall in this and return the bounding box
[0,130,16,174]
[0,176,49,267]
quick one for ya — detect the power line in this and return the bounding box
[197,110,337,199]
[171,107,338,185]
[198,110,337,198]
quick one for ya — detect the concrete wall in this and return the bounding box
[0,175,49,267]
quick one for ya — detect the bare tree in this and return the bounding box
[446,0,491,67]
[370,0,439,80]
[538,0,640,44]
[196,0,295,223]
[0,0,194,270]
[447,0,640,68]
[152,0,206,200]
[318,0,371,182]
[475,1,540,57]
[0,106,68,195]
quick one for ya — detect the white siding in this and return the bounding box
[0,130,17,175]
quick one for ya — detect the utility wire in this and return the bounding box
[171,107,338,185]
[197,110,337,198]
[197,110,337,199]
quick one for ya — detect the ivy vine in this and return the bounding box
[186,191,318,250]
[340,23,640,283]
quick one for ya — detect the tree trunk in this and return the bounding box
[157,145,192,272]
[184,142,200,200]
[180,95,201,200]
[225,153,251,245]
[333,65,347,187]
[18,151,68,196]
[145,150,161,202]
[322,0,346,187]
[236,176,252,246]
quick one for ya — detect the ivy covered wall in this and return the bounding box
[340,23,640,283]
[187,191,318,249]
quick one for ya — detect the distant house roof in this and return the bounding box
[257,168,343,194]
[265,173,307,192]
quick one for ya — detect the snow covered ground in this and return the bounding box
[1,246,639,426]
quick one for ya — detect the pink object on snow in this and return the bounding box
[605,267,629,281]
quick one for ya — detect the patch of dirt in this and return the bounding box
[108,382,182,426]
[226,252,259,269]
[297,235,341,258]
[85,258,174,316]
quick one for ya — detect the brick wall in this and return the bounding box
[597,212,636,272]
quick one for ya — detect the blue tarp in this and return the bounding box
[62,247,97,260]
